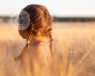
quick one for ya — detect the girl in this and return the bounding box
[14,4,53,76]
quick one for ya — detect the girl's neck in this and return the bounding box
[29,36,46,48]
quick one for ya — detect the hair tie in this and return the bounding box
[26,39,30,49]
[26,39,30,44]
[49,37,53,42]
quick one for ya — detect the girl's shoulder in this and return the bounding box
[35,42,52,64]
[25,42,52,66]
[30,42,49,55]
[34,41,51,55]
[29,41,52,60]
[28,41,49,53]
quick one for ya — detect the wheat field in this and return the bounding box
[0,22,95,76]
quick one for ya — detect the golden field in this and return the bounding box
[0,22,95,76]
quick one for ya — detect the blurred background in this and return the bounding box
[0,0,95,76]
[0,0,95,26]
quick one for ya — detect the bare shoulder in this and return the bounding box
[29,42,49,56]
[32,43,48,58]
[31,44,48,66]
[29,42,52,65]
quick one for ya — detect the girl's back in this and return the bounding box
[19,41,52,76]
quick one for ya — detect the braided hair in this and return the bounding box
[15,4,53,61]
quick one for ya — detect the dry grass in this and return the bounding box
[0,22,95,76]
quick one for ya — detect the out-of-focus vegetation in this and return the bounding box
[0,16,10,23]
[0,22,95,76]
[52,17,95,22]
[0,16,95,23]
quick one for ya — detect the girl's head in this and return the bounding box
[15,4,53,61]
[18,4,52,40]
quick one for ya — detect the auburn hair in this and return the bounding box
[15,4,53,61]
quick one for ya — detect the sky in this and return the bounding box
[0,0,95,17]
